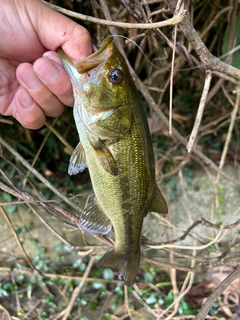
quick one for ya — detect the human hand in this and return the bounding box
[0,0,92,129]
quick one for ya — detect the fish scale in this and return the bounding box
[58,37,168,285]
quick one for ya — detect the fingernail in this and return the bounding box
[43,51,62,65]
[19,89,34,109]
[35,60,60,83]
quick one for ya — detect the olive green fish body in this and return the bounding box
[58,38,168,285]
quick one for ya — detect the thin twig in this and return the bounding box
[0,267,121,284]
[0,206,38,272]
[159,271,195,319]
[218,89,240,171]
[0,177,113,251]
[169,24,177,135]
[145,220,226,250]
[42,0,185,29]
[45,120,74,154]
[195,267,240,320]
[22,118,58,188]
[132,286,159,318]
[133,74,240,186]
[52,256,95,320]
[166,0,240,83]
[124,285,133,319]
[0,118,13,125]
[0,136,83,214]
[0,304,11,320]
[187,71,212,152]
[143,257,203,273]
[214,89,240,215]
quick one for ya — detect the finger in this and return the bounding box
[11,87,46,129]
[0,58,19,116]
[16,62,65,117]
[61,25,93,60]
[33,54,74,107]
[43,51,63,65]
[31,0,92,60]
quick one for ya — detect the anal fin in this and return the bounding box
[79,200,112,235]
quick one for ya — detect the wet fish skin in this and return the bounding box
[58,37,168,286]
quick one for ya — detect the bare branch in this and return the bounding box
[0,136,83,214]
[187,71,212,152]
[166,0,240,83]
[42,0,185,29]
[195,267,240,320]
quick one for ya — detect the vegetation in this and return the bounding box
[0,0,240,319]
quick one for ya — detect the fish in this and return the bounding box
[58,37,168,286]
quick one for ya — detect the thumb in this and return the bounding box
[31,0,92,60]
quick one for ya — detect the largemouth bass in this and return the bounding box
[58,37,168,286]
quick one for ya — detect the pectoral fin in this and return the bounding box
[79,200,112,235]
[150,184,168,214]
[68,142,87,175]
[91,139,119,176]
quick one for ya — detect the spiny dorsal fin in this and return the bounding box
[68,141,87,175]
[79,200,112,235]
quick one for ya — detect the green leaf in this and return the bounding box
[103,268,114,281]
[144,272,154,283]
[222,16,240,69]
[219,209,225,216]
[1,192,12,202]
[92,281,105,290]
[146,293,157,305]
[6,204,17,214]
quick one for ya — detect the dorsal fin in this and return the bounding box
[150,183,168,214]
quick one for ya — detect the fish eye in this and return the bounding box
[109,69,124,84]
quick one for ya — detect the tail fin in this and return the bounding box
[98,247,140,286]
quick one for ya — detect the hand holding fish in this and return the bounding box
[0,0,92,129]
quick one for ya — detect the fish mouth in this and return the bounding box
[75,37,114,74]
[57,37,114,74]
